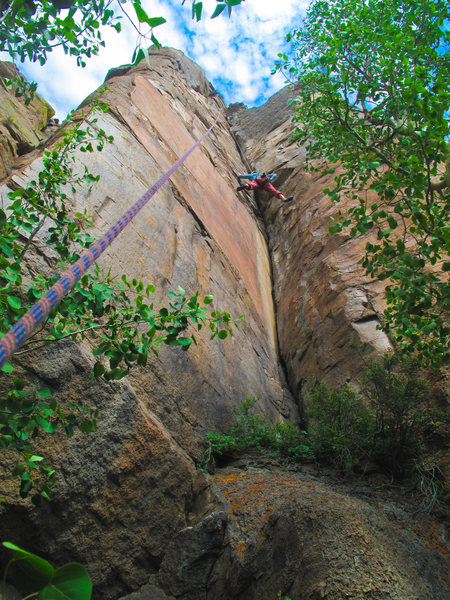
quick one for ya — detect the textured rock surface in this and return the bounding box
[133,457,450,600]
[228,90,394,401]
[204,468,448,600]
[1,48,294,453]
[79,48,294,445]
[0,340,215,600]
[0,61,56,180]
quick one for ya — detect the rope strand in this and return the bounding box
[0,115,219,368]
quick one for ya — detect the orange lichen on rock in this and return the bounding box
[214,470,328,547]
[413,519,450,562]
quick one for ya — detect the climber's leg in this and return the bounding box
[262,181,283,199]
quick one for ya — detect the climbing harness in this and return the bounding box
[0,116,219,368]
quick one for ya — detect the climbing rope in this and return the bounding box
[0,115,219,368]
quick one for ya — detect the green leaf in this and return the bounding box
[36,418,57,433]
[132,48,144,65]
[218,330,228,340]
[1,363,14,373]
[150,33,161,49]
[93,361,105,377]
[79,421,94,433]
[147,17,166,27]
[142,46,150,67]
[7,296,21,311]
[204,295,214,304]
[2,542,54,595]
[12,462,26,476]
[211,3,226,18]
[37,388,52,397]
[136,353,147,366]
[29,455,44,463]
[193,1,202,21]
[133,1,150,23]
[39,563,92,600]
[109,368,129,380]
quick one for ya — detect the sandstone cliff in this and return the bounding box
[0,61,57,179]
[0,49,448,600]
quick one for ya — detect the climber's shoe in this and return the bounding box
[237,184,249,191]
[284,196,294,202]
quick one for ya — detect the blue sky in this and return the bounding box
[1,0,309,120]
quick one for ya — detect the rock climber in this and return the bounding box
[236,172,293,202]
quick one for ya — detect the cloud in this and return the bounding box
[0,0,307,120]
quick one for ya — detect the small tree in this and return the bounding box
[306,381,374,471]
[305,353,442,479]
[276,0,450,366]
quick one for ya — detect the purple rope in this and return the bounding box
[0,116,218,368]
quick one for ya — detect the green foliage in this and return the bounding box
[1,74,37,105]
[0,0,120,67]
[202,397,312,469]
[305,353,442,478]
[306,382,374,471]
[87,281,242,381]
[0,0,244,68]
[0,376,97,503]
[0,98,112,337]
[362,353,434,477]
[204,355,445,514]
[192,0,243,21]
[2,541,92,600]
[0,99,110,503]
[276,0,450,366]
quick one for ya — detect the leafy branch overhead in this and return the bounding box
[276,0,449,366]
[0,0,245,67]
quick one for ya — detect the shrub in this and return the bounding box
[202,397,312,469]
[363,354,434,478]
[306,382,374,471]
[204,354,441,487]
[305,353,442,479]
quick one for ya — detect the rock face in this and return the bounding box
[0,48,294,597]
[158,467,449,600]
[0,49,448,600]
[228,93,393,400]
[0,61,56,180]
